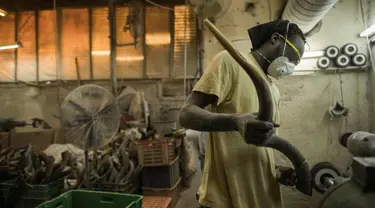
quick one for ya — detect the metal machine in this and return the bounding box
[312,131,375,208]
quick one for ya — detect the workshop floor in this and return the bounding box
[174,172,314,208]
[175,171,202,208]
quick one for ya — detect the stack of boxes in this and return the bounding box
[136,138,181,207]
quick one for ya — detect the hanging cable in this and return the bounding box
[338,72,348,131]
[145,0,174,11]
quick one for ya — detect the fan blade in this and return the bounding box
[68,100,91,116]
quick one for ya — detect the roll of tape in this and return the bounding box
[335,54,350,67]
[351,53,367,66]
[325,46,339,59]
[317,57,331,69]
[341,43,358,56]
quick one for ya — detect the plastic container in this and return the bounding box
[142,156,180,188]
[0,179,63,208]
[136,139,176,167]
[37,190,142,208]
[143,178,181,208]
[91,165,142,194]
[143,196,172,208]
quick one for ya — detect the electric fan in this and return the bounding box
[61,84,121,187]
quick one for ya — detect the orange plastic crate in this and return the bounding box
[143,196,172,208]
[143,178,181,208]
[136,139,176,167]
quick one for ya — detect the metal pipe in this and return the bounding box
[324,177,335,189]
[108,0,118,97]
[203,19,312,196]
[282,0,338,34]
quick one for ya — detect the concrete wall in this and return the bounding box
[203,0,371,206]
[0,80,185,138]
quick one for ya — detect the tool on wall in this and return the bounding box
[60,84,121,188]
[203,19,312,196]
[317,44,368,69]
[117,0,143,49]
[351,53,367,66]
[75,57,81,86]
[328,102,348,119]
[325,46,340,59]
[317,57,331,69]
[341,43,358,56]
[335,54,350,68]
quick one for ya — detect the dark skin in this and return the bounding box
[178,32,305,186]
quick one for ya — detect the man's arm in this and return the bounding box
[178,91,238,132]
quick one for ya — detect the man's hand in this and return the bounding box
[234,114,277,145]
[276,166,297,186]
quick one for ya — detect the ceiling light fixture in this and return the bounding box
[360,24,375,37]
[302,51,325,58]
[0,43,22,50]
[0,9,7,17]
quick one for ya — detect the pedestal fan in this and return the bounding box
[60,84,121,188]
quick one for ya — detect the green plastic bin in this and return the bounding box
[37,190,142,208]
[0,179,64,208]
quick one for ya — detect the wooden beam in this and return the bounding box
[56,9,62,80]
[14,11,19,82]
[0,0,185,12]
[169,8,174,78]
[108,0,118,97]
[142,5,147,78]
[88,7,93,80]
[35,10,40,83]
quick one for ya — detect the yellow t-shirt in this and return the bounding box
[193,50,283,208]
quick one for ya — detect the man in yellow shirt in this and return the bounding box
[178,20,305,208]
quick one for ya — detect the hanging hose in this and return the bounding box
[203,19,312,196]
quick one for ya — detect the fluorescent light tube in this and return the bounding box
[0,43,21,50]
[360,24,375,37]
[302,51,324,58]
